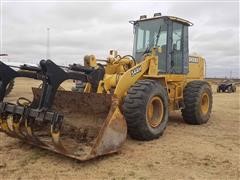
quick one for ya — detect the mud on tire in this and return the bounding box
[182,80,213,125]
[122,79,168,140]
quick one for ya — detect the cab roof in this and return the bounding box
[134,15,193,26]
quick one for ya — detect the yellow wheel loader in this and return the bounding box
[0,13,212,161]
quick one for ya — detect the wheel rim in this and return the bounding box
[201,92,209,114]
[146,96,164,128]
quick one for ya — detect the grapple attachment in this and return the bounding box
[0,60,127,160]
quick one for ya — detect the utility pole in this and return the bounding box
[46,27,50,59]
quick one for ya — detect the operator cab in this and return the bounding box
[131,13,193,74]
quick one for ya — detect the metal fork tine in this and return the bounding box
[51,128,66,153]
[24,117,47,146]
[12,115,25,139]
[0,114,23,139]
[0,114,14,135]
[50,114,66,153]
[6,115,16,134]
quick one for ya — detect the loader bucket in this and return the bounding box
[0,59,127,160]
[15,88,127,160]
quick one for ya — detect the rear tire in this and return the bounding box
[182,81,212,125]
[122,79,168,140]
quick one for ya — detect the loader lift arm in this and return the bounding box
[114,49,159,99]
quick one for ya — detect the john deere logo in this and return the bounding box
[189,57,199,63]
[131,66,142,77]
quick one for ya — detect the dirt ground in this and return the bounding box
[0,78,239,180]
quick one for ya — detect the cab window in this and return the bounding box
[171,22,183,73]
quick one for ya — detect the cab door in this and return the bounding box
[168,21,189,74]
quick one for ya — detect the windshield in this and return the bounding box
[134,19,167,53]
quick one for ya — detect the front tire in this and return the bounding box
[122,79,168,140]
[182,81,213,125]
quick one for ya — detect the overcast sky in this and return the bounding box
[0,1,239,78]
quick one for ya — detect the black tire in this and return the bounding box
[182,80,213,125]
[5,80,14,96]
[122,79,168,140]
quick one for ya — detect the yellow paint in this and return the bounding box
[79,51,205,112]
[201,92,209,114]
[84,83,92,93]
[146,96,164,127]
[187,55,205,80]
[84,55,97,68]
[114,56,151,98]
